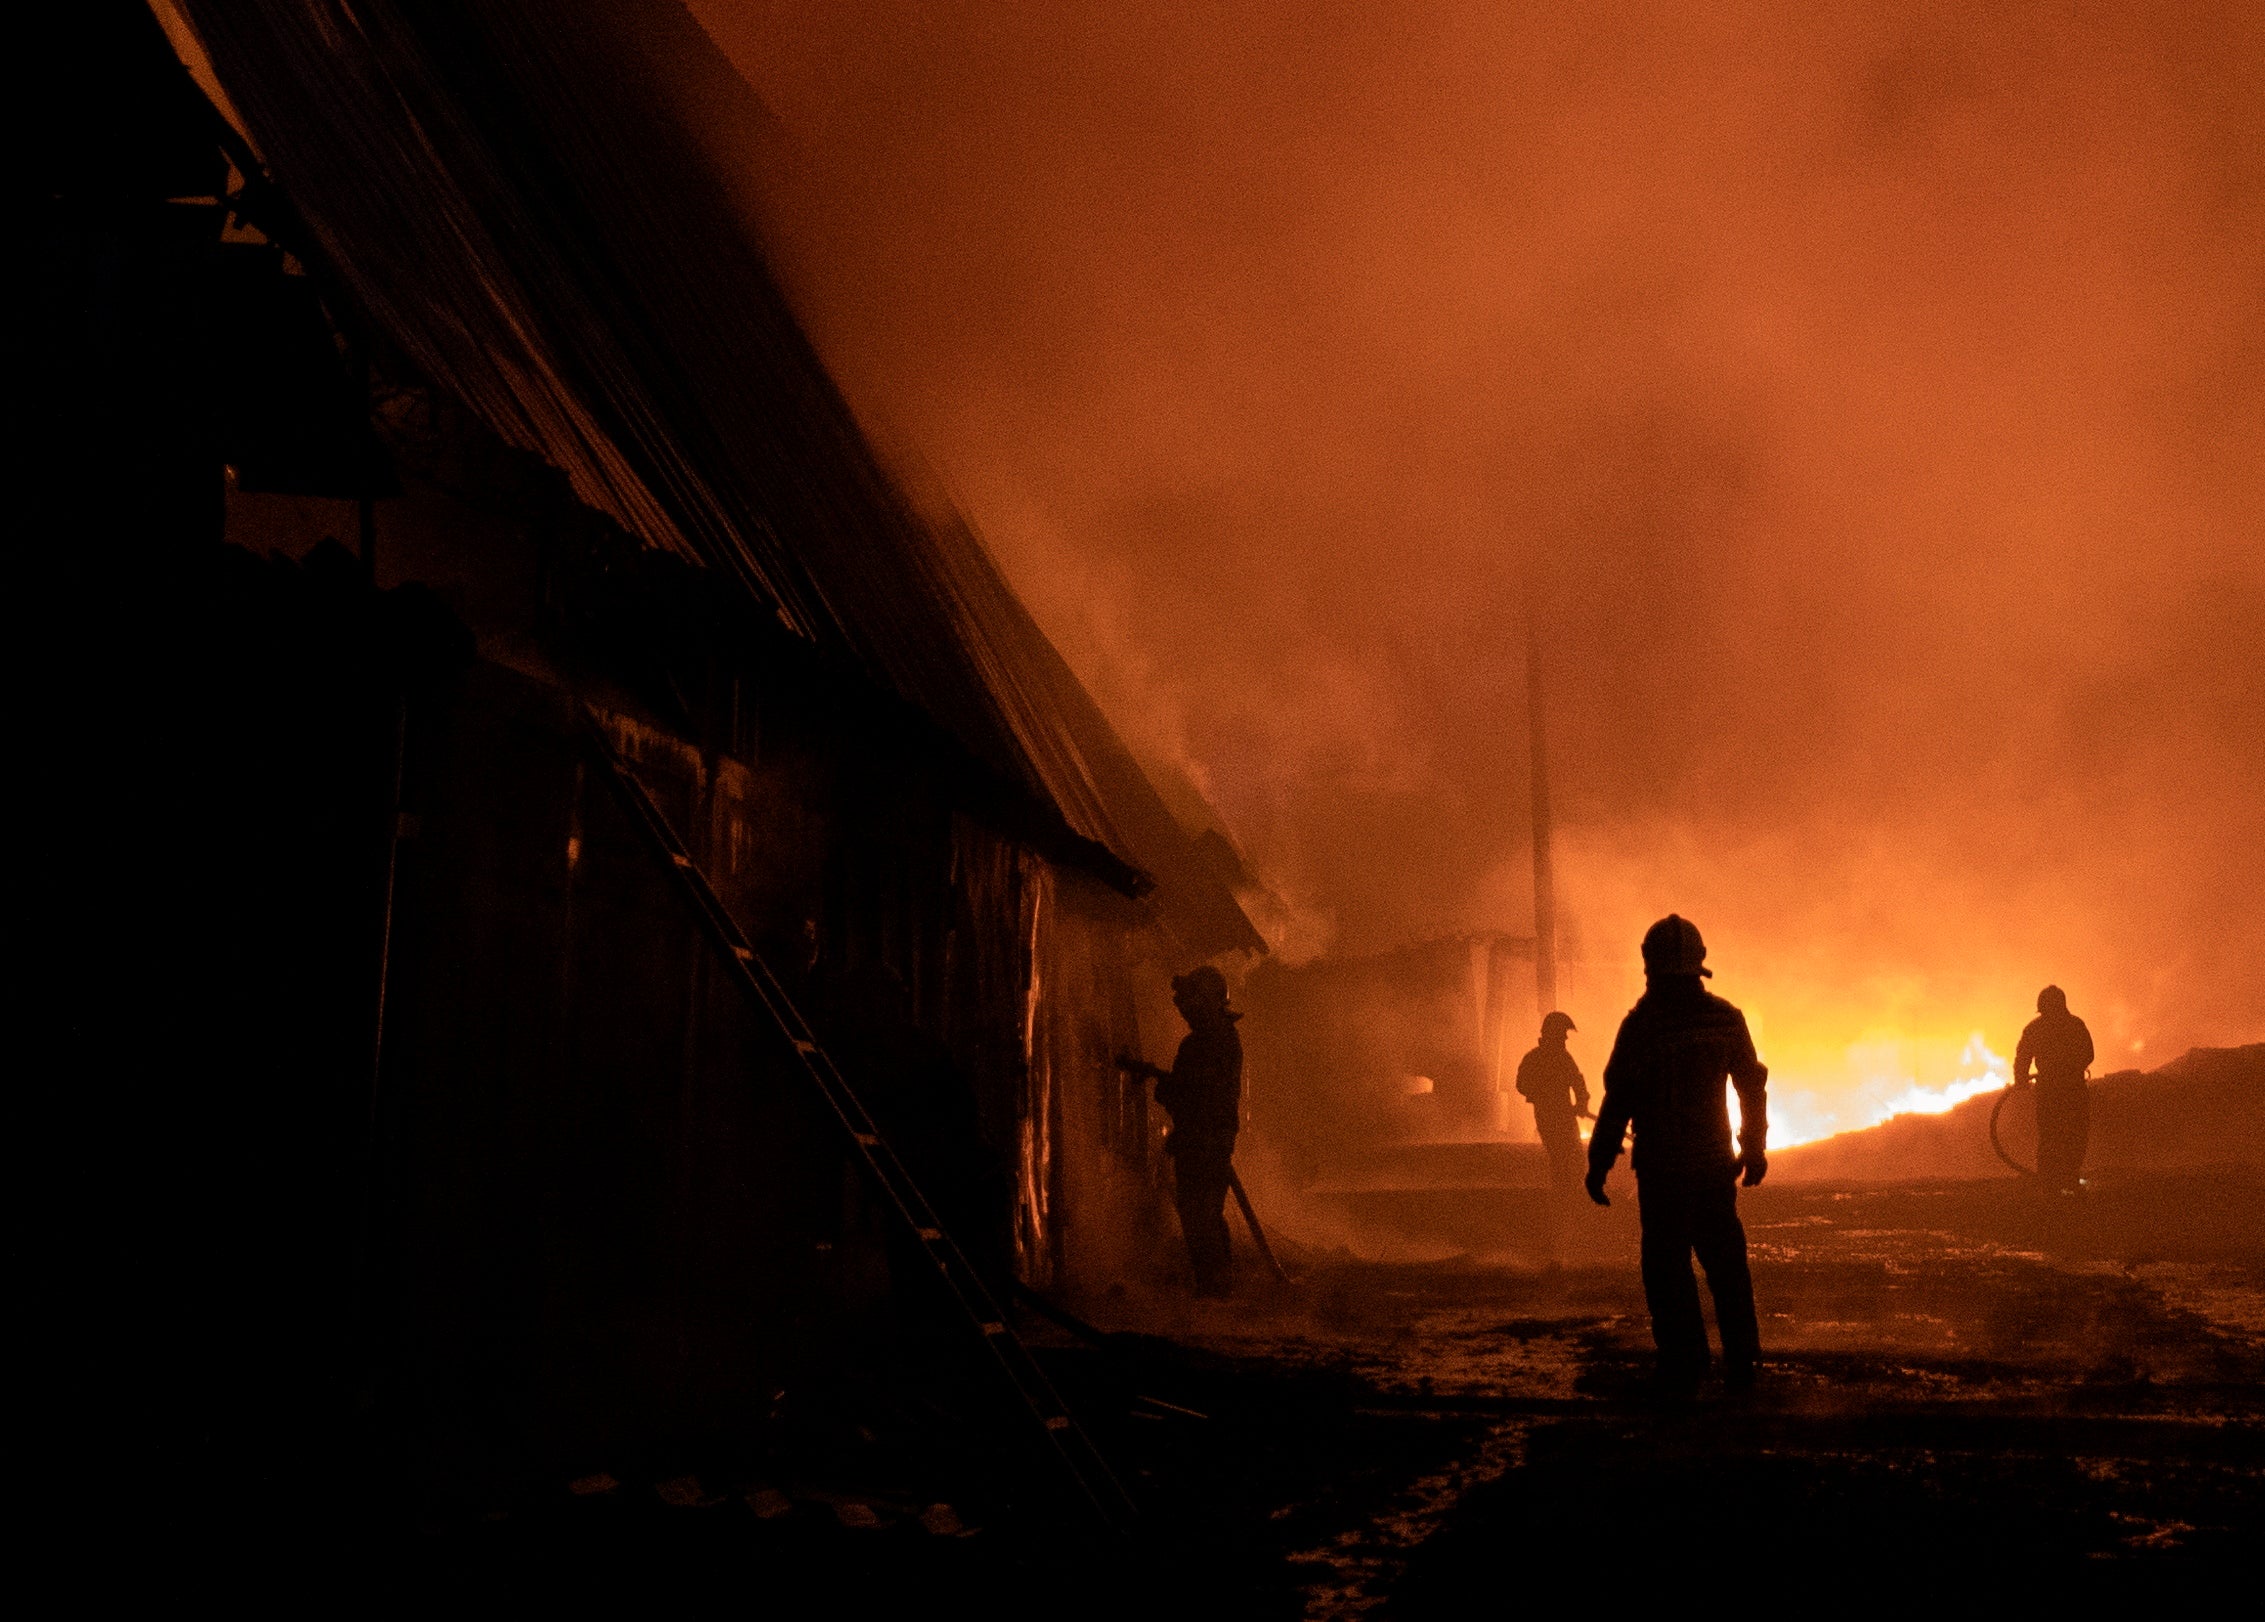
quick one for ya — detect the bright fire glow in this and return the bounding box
[1730,1033,2009,1150]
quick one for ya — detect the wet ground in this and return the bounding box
[313,1170,2263,1611]
[1092,1168,2265,1611]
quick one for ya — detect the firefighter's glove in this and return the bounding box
[1584,1167,1611,1207]
[1738,1146,1768,1188]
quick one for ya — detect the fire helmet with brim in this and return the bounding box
[1641,914,1711,978]
[1541,1011,1576,1037]
[1171,964,1239,1019]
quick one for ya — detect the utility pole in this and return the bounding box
[1526,570,1558,1018]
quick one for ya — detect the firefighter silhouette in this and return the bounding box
[1516,1011,1591,1191]
[2012,985,2094,1192]
[1587,915,1767,1393]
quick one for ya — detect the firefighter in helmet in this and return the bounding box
[1516,1011,1591,1191]
[2012,985,2094,1192]
[1119,966,1245,1297]
[1586,914,1768,1393]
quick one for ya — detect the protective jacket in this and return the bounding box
[2014,1009,2093,1087]
[1516,1042,1588,1117]
[1590,979,1767,1176]
[1156,1020,1243,1156]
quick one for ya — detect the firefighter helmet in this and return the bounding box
[1171,964,1237,1017]
[1641,914,1711,978]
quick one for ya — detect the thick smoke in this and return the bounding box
[688,1,2263,1126]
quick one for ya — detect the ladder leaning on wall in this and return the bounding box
[579,705,1138,1543]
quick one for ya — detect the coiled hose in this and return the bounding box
[1989,1084,2036,1177]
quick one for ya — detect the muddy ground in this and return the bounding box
[244,1169,2263,1611]
[1042,1167,2265,1611]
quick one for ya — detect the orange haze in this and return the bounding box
[685,1,2265,1138]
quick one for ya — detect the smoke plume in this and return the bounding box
[686,0,2264,1131]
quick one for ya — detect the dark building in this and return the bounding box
[1243,933,1539,1165]
[17,0,1259,1502]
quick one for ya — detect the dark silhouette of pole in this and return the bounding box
[1526,573,1558,1017]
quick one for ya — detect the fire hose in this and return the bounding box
[1989,1084,2036,1178]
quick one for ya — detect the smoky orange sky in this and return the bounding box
[685,0,2263,1136]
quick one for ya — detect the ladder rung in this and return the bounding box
[581,709,1134,1537]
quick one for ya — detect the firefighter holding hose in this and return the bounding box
[1516,1010,1592,1192]
[1119,966,1246,1298]
[2012,985,2095,1192]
